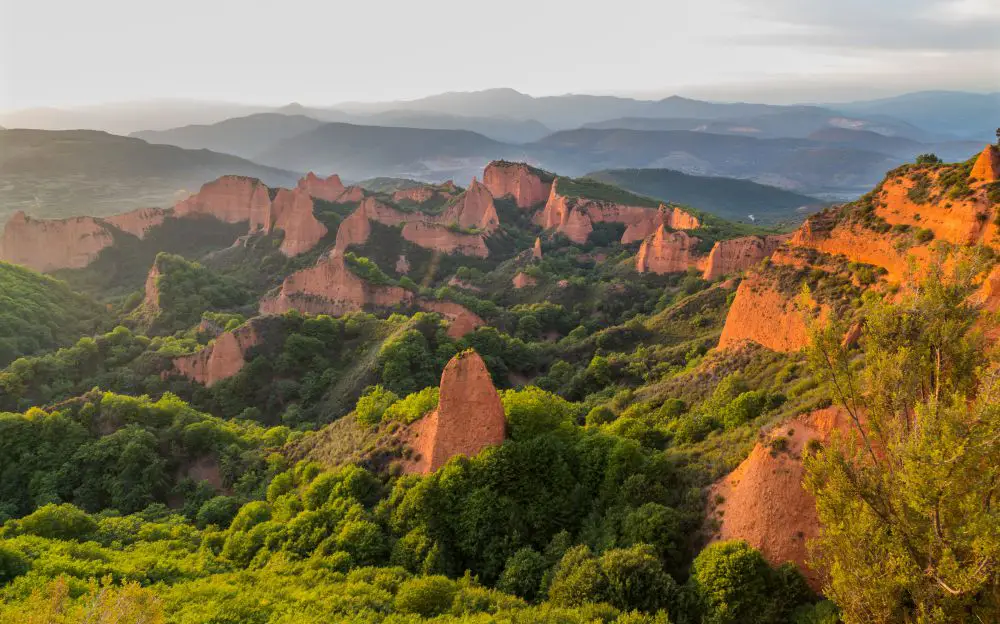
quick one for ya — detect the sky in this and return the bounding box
[1,0,998,110]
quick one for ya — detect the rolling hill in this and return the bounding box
[0,129,300,222]
[585,168,823,225]
[130,113,326,160]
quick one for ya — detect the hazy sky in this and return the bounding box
[1,0,998,110]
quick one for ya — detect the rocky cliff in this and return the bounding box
[536,180,699,245]
[174,176,273,230]
[401,222,490,258]
[702,234,791,280]
[439,179,500,233]
[405,350,506,474]
[710,406,854,590]
[267,188,328,256]
[259,251,413,316]
[532,237,543,260]
[513,272,539,289]
[142,262,162,314]
[0,211,116,272]
[417,300,485,338]
[296,172,346,202]
[970,145,1000,185]
[718,272,823,352]
[173,320,263,387]
[483,161,553,208]
[104,207,168,239]
[635,228,703,274]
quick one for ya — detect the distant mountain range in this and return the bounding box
[585,169,823,225]
[0,129,298,222]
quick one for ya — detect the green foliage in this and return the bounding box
[0,262,107,366]
[394,575,459,617]
[355,385,400,428]
[501,387,576,440]
[555,177,661,208]
[0,544,29,584]
[144,253,251,334]
[498,547,548,601]
[805,256,1000,623]
[18,503,97,541]
[915,153,942,165]
[195,496,241,529]
[586,406,617,427]
[384,387,439,424]
[344,251,395,286]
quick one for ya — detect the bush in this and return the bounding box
[548,545,607,607]
[502,387,575,440]
[196,496,242,529]
[586,406,617,427]
[498,547,548,601]
[914,228,935,244]
[384,387,439,424]
[355,385,400,427]
[600,545,678,613]
[395,575,459,617]
[0,544,29,584]
[915,153,941,165]
[19,503,97,541]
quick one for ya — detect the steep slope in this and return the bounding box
[587,168,822,225]
[0,262,107,365]
[0,129,299,222]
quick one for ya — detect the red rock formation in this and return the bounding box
[875,170,994,247]
[297,172,346,202]
[532,237,543,260]
[0,211,115,272]
[260,252,413,316]
[970,145,1000,185]
[337,186,366,203]
[333,204,373,253]
[536,181,698,245]
[173,321,262,387]
[439,178,499,233]
[267,188,328,256]
[405,350,506,474]
[635,227,703,274]
[483,161,553,208]
[392,186,437,204]
[401,222,490,258]
[512,272,538,289]
[718,272,824,352]
[417,300,485,338]
[174,176,272,231]
[105,207,168,239]
[702,234,790,280]
[710,406,854,590]
[142,262,162,314]
[395,255,411,274]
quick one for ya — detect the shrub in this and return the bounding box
[384,387,439,424]
[19,503,97,541]
[915,153,941,165]
[599,544,678,613]
[196,496,242,529]
[395,575,459,617]
[355,385,400,427]
[585,406,617,427]
[0,544,29,584]
[498,547,549,601]
[501,387,575,440]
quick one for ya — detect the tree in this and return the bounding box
[689,540,785,624]
[498,547,549,601]
[805,255,1000,623]
[915,153,942,165]
[354,385,399,427]
[19,503,97,541]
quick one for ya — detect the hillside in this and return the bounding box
[586,168,823,225]
[0,262,107,365]
[1,148,998,623]
[0,129,300,222]
[130,113,326,160]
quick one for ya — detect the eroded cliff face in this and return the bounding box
[105,207,168,239]
[260,251,413,316]
[440,179,499,233]
[512,272,539,289]
[405,350,506,474]
[483,161,553,208]
[401,222,490,258]
[0,211,115,272]
[142,262,162,314]
[268,189,328,256]
[702,234,791,280]
[297,172,346,202]
[536,180,699,245]
[174,176,273,230]
[173,320,263,387]
[635,227,703,274]
[417,300,484,338]
[718,272,822,352]
[710,406,854,590]
[970,145,1000,185]
[532,237,543,260]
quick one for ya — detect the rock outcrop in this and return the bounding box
[105,207,168,239]
[0,211,115,272]
[635,228,703,274]
[405,350,506,474]
[142,262,162,314]
[267,188,328,256]
[536,180,699,245]
[297,172,346,202]
[439,179,499,233]
[718,273,821,352]
[970,145,1000,185]
[710,406,855,590]
[174,176,273,230]
[532,237,543,260]
[513,272,538,289]
[260,251,413,316]
[701,234,791,280]
[417,300,484,338]
[483,161,553,208]
[173,320,263,387]
[395,255,411,274]
[402,222,490,258]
